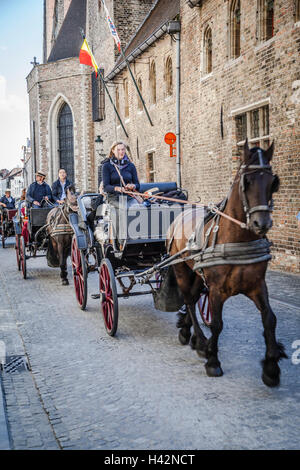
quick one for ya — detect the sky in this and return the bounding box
[0,0,43,171]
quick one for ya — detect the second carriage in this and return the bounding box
[13,201,53,279]
[70,182,212,336]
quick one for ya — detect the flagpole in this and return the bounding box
[100,0,153,127]
[98,70,129,138]
[79,30,129,138]
[120,46,154,127]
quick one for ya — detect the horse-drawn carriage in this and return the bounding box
[69,182,211,335]
[0,207,17,248]
[13,202,53,278]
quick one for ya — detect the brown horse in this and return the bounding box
[167,141,287,387]
[46,186,78,285]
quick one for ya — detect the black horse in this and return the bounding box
[46,186,78,285]
[167,141,287,387]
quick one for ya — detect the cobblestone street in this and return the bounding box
[0,238,300,450]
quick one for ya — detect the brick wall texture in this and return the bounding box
[28,0,300,273]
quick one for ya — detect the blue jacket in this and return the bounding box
[26,181,52,204]
[51,178,72,202]
[102,160,140,194]
[0,195,15,209]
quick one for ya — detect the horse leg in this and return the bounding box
[247,281,287,387]
[186,303,207,357]
[205,290,224,377]
[177,305,192,345]
[58,240,69,285]
[174,266,206,351]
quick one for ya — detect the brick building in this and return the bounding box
[27,0,300,272]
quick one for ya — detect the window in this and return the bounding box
[124,79,129,118]
[58,103,74,183]
[258,0,274,42]
[116,86,120,114]
[165,57,173,96]
[91,69,105,121]
[235,105,270,151]
[230,0,241,59]
[204,27,213,74]
[149,61,156,104]
[146,153,155,182]
[137,78,143,111]
[296,0,300,22]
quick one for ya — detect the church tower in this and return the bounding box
[43,0,73,63]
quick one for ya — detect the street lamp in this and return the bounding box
[95,135,107,187]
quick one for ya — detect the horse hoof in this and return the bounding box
[205,364,223,377]
[262,372,280,388]
[62,279,69,286]
[178,330,190,346]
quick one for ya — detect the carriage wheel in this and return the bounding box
[15,235,21,271]
[197,291,212,327]
[99,258,118,337]
[20,236,27,279]
[71,236,88,310]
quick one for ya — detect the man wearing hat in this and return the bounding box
[26,171,53,208]
[0,189,15,209]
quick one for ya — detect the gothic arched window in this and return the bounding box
[165,57,173,96]
[149,61,156,104]
[230,0,241,59]
[204,26,213,74]
[58,102,74,182]
[296,0,300,21]
[116,86,120,114]
[137,78,143,111]
[258,0,274,41]
[124,79,129,118]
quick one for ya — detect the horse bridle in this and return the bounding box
[239,149,274,227]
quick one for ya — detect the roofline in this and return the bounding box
[106,20,180,81]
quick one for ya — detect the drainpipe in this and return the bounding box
[167,21,181,188]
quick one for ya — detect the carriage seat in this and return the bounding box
[139,182,177,194]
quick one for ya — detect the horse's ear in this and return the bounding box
[265,141,274,162]
[243,138,251,164]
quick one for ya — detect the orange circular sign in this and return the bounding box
[164,132,176,145]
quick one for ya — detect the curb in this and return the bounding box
[0,371,11,450]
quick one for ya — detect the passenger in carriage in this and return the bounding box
[0,189,15,209]
[52,168,72,205]
[26,171,53,208]
[102,141,140,204]
[101,141,140,244]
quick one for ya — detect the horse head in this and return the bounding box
[240,140,280,236]
[64,185,79,214]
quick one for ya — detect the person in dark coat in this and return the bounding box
[102,142,140,198]
[0,189,15,209]
[26,171,53,208]
[52,169,72,205]
[102,141,141,244]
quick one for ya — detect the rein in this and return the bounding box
[121,189,248,230]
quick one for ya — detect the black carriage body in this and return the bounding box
[1,208,17,247]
